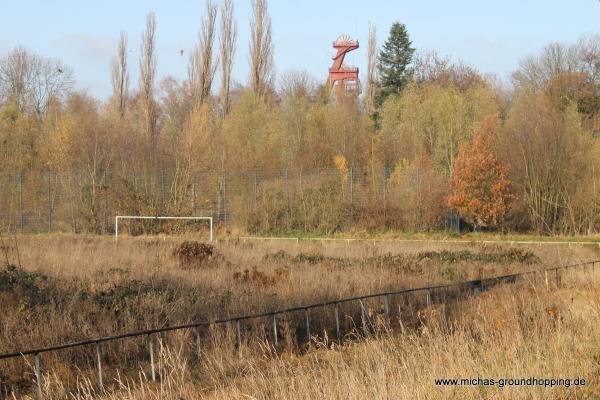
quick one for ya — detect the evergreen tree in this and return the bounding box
[375,22,415,108]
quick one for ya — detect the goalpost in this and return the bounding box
[115,216,213,242]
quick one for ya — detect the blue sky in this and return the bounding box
[0,0,599,99]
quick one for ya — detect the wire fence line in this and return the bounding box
[0,167,458,235]
[238,236,600,247]
[0,259,597,399]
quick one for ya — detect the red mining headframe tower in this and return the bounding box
[327,35,360,95]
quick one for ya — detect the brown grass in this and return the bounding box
[1,235,599,398]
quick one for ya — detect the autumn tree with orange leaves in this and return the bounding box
[448,114,514,229]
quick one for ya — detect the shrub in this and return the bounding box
[172,241,215,268]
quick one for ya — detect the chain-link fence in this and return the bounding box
[0,168,460,235]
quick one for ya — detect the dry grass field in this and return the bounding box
[0,235,599,399]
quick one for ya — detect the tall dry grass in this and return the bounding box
[34,272,600,400]
[1,235,599,398]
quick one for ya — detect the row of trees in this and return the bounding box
[1,1,599,234]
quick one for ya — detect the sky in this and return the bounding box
[0,0,599,100]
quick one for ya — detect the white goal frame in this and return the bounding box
[115,216,213,242]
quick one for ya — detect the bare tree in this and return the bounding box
[576,34,600,85]
[188,0,218,108]
[30,58,74,117]
[111,31,129,117]
[279,70,315,99]
[0,47,72,116]
[219,0,237,114]
[365,23,377,115]
[0,47,29,109]
[249,0,273,97]
[512,42,579,89]
[140,12,157,140]
[413,51,483,91]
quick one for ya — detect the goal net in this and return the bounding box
[114,216,213,241]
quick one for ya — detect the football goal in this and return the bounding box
[114,216,213,242]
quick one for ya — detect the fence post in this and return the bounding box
[159,171,165,215]
[192,173,197,216]
[34,353,43,400]
[272,314,278,346]
[556,269,560,288]
[101,169,108,232]
[236,320,241,356]
[304,308,311,342]
[284,169,289,210]
[426,290,432,307]
[253,170,258,208]
[19,172,24,231]
[223,171,228,225]
[95,342,103,391]
[349,166,354,223]
[195,326,202,358]
[415,166,420,228]
[359,299,367,335]
[148,335,156,381]
[383,166,387,230]
[383,295,390,318]
[334,303,341,341]
[47,173,52,232]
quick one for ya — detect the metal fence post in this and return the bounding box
[426,290,432,307]
[415,166,421,228]
[253,170,258,208]
[159,171,165,215]
[359,299,367,335]
[235,320,242,356]
[195,326,202,358]
[19,173,24,231]
[102,169,107,227]
[349,166,354,223]
[95,342,103,391]
[148,335,156,381]
[383,167,387,230]
[334,303,341,341]
[284,169,289,210]
[47,174,52,232]
[192,173,197,216]
[223,171,228,224]
[34,353,43,400]
[272,314,278,346]
[383,295,390,318]
[304,308,311,342]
